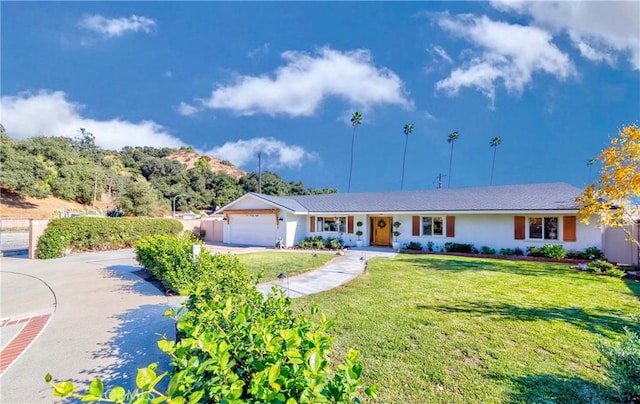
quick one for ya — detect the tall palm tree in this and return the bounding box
[400,123,414,190]
[347,112,362,192]
[447,131,459,188]
[489,136,502,185]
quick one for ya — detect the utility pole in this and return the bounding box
[257,152,262,194]
[434,173,447,189]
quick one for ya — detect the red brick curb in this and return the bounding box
[0,314,51,375]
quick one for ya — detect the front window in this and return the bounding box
[422,216,444,236]
[529,217,558,240]
[316,216,346,233]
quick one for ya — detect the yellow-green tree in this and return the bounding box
[577,123,640,248]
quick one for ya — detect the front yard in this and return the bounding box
[239,251,335,282]
[294,254,640,403]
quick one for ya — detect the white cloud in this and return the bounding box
[491,1,640,70]
[207,137,315,169]
[1,90,183,150]
[431,45,454,64]
[197,47,412,117]
[78,14,156,38]
[176,102,200,117]
[248,43,270,59]
[435,14,574,105]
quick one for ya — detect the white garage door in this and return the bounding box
[228,214,277,247]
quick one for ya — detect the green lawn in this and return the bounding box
[239,251,335,282]
[294,254,640,403]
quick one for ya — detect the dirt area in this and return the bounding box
[0,192,103,219]
[166,151,246,178]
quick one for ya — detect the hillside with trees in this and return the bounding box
[0,126,337,217]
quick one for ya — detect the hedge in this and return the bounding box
[36,217,183,259]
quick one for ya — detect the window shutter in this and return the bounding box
[514,216,525,240]
[563,216,577,242]
[412,216,420,236]
[446,216,455,238]
[347,216,354,234]
[310,216,315,232]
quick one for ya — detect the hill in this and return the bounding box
[0,192,108,219]
[166,150,245,179]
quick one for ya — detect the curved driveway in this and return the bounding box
[0,246,395,403]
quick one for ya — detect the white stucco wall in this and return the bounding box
[284,213,307,247]
[391,213,602,252]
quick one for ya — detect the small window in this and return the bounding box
[316,216,346,233]
[422,216,444,236]
[529,217,558,240]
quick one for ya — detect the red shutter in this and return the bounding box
[446,216,455,238]
[563,216,577,242]
[514,216,525,240]
[310,216,315,232]
[412,216,420,236]
[347,216,354,233]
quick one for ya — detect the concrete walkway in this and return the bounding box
[0,246,396,403]
[257,248,397,298]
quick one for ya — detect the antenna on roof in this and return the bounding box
[257,152,262,194]
[434,173,447,189]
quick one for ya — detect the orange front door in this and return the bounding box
[371,216,392,246]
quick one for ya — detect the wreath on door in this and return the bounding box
[377,219,387,228]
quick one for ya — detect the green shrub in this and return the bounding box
[584,246,605,260]
[405,241,423,251]
[444,242,474,253]
[499,248,515,256]
[135,234,254,296]
[162,290,375,403]
[135,234,202,294]
[566,247,605,260]
[480,246,496,255]
[513,247,524,256]
[527,244,565,259]
[297,236,329,249]
[586,260,625,278]
[598,329,640,402]
[37,217,183,259]
[542,244,565,259]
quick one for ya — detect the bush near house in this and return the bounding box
[444,242,474,253]
[527,244,566,259]
[36,217,182,259]
[297,235,344,250]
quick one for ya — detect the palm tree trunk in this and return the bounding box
[448,143,454,188]
[401,136,409,190]
[490,146,497,185]
[348,127,356,192]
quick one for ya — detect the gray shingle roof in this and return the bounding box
[250,182,582,213]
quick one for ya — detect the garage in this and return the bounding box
[227,213,278,247]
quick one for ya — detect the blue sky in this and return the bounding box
[2,1,639,193]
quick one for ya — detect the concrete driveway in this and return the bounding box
[0,250,174,403]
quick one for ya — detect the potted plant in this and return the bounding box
[355,221,364,247]
[392,221,401,250]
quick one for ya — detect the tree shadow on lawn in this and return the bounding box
[416,301,635,336]
[494,372,611,403]
[623,278,640,300]
[79,303,175,394]
[394,256,583,278]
